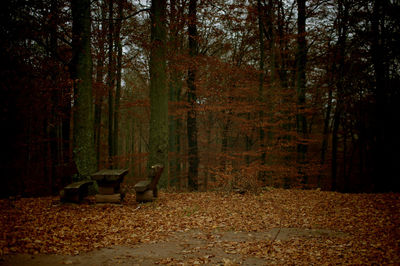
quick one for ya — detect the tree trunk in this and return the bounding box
[331,0,348,191]
[320,81,332,165]
[94,1,106,169]
[277,0,288,88]
[331,108,340,191]
[48,0,60,192]
[148,0,169,187]
[295,0,308,183]
[113,0,124,165]
[371,0,388,192]
[320,79,332,187]
[257,0,266,181]
[168,0,183,187]
[220,116,230,172]
[107,0,115,166]
[70,0,96,177]
[186,0,199,191]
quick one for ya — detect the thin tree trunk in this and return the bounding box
[331,0,349,190]
[331,0,348,191]
[220,116,231,171]
[319,83,332,187]
[331,108,341,191]
[321,85,332,165]
[48,0,60,192]
[94,2,106,169]
[113,0,123,165]
[94,70,104,168]
[168,0,177,187]
[296,0,308,184]
[319,40,334,187]
[168,0,183,187]
[277,0,288,88]
[187,0,199,191]
[107,0,115,166]
[245,118,252,166]
[257,0,266,180]
[130,115,135,176]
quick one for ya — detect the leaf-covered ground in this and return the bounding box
[1,189,399,265]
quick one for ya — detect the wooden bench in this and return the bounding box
[91,168,129,203]
[134,164,164,202]
[60,180,94,203]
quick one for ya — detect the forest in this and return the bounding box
[1,1,400,264]
[1,0,400,197]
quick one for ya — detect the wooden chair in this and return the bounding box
[134,164,164,202]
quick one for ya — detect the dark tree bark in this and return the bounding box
[295,0,308,183]
[257,0,266,180]
[186,0,199,191]
[113,0,124,163]
[148,0,169,187]
[320,59,333,187]
[48,0,63,192]
[107,0,115,166]
[371,0,389,192]
[331,0,348,191]
[168,0,183,187]
[277,0,288,88]
[70,0,96,177]
[94,1,107,169]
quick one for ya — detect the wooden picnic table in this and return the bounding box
[91,168,129,182]
[91,168,129,203]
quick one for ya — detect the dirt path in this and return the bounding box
[0,228,347,265]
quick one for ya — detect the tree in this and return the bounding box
[93,0,107,169]
[186,0,199,191]
[331,0,348,191]
[295,0,308,183]
[256,0,266,180]
[70,0,96,176]
[370,0,399,192]
[168,0,185,187]
[148,0,169,186]
[113,0,124,163]
[107,0,116,166]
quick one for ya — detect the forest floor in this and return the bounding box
[0,188,399,265]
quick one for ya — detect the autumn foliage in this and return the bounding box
[1,0,400,194]
[1,1,400,264]
[1,190,399,264]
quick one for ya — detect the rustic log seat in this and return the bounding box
[60,180,94,203]
[91,168,129,203]
[134,164,164,202]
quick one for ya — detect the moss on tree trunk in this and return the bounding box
[148,0,169,187]
[71,0,96,177]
